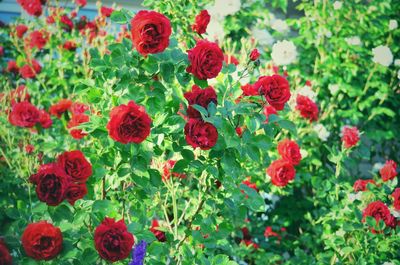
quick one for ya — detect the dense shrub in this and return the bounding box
[0,0,399,264]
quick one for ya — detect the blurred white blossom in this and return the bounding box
[270,18,289,33]
[372,45,393,66]
[297,85,317,101]
[394,59,400,66]
[389,20,398,30]
[348,192,362,202]
[372,162,384,172]
[333,1,342,10]
[397,69,400,80]
[345,36,362,46]
[209,0,241,18]
[328,84,340,95]
[251,28,274,46]
[205,17,225,42]
[313,124,330,141]
[271,40,297,66]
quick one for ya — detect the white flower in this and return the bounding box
[345,36,362,46]
[325,31,332,38]
[297,85,317,101]
[372,45,393,66]
[251,28,274,46]
[270,18,289,33]
[348,192,362,202]
[333,1,342,10]
[204,17,225,42]
[209,0,241,18]
[372,162,384,172]
[335,229,345,237]
[271,40,297,66]
[391,209,400,218]
[382,262,396,265]
[397,70,400,80]
[313,124,330,141]
[328,84,340,95]
[389,20,398,30]
[260,213,269,221]
[395,59,400,66]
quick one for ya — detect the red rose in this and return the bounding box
[295,95,319,122]
[39,109,52,128]
[28,30,47,50]
[15,24,28,38]
[192,10,210,34]
[47,15,55,24]
[254,75,291,111]
[150,219,166,242]
[70,102,89,115]
[362,201,396,232]
[341,126,359,149]
[65,183,87,205]
[241,239,259,249]
[19,59,41,79]
[162,160,187,181]
[70,11,77,18]
[17,0,43,17]
[187,40,224,80]
[75,0,86,7]
[94,217,134,262]
[267,159,296,187]
[7,60,19,73]
[392,188,400,211]
[264,226,280,239]
[63,41,77,51]
[241,177,258,192]
[60,15,73,31]
[21,221,63,260]
[100,6,114,17]
[130,10,171,55]
[106,101,152,144]
[380,160,397,182]
[263,105,277,123]
[235,126,245,137]
[8,101,40,128]
[68,113,89,139]
[29,163,71,206]
[10,85,30,106]
[353,179,376,192]
[184,118,218,150]
[49,99,72,118]
[249,48,260,61]
[25,144,35,154]
[57,150,92,182]
[0,240,12,265]
[240,83,258,96]
[224,54,239,66]
[184,85,217,119]
[277,139,302,165]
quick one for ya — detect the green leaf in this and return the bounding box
[110,10,129,24]
[240,184,265,212]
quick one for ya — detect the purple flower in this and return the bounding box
[129,240,147,265]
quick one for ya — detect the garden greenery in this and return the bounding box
[0,0,399,264]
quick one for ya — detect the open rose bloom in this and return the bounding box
[1,1,400,264]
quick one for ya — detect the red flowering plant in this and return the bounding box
[0,0,399,264]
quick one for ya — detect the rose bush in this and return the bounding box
[0,0,399,264]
